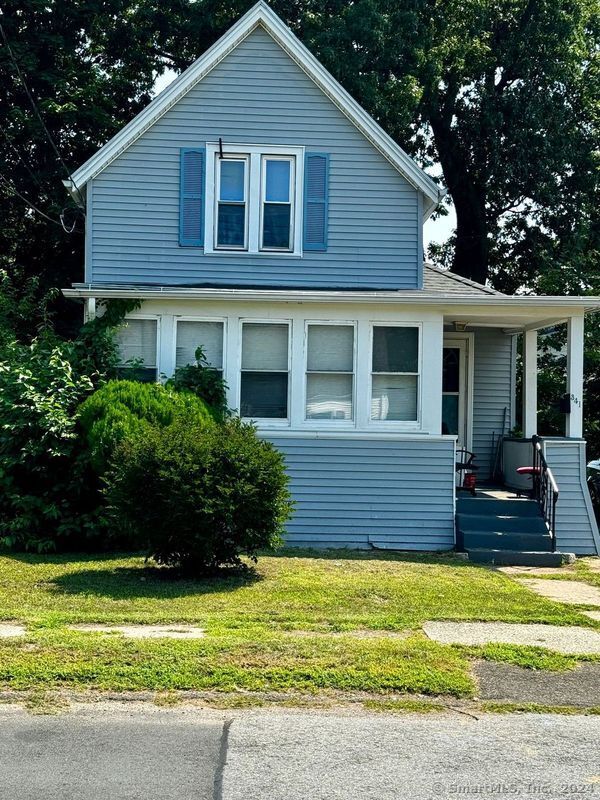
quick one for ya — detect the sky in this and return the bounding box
[153,70,456,249]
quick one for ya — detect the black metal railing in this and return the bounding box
[531,435,559,551]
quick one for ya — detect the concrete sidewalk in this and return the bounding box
[0,704,599,800]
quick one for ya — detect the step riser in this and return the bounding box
[466,549,571,567]
[456,514,547,534]
[456,499,541,518]
[462,532,552,552]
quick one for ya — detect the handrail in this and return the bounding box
[531,435,559,551]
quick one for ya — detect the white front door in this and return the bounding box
[442,334,472,449]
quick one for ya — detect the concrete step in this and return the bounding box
[466,549,574,567]
[456,513,548,535]
[461,530,552,552]
[456,498,541,518]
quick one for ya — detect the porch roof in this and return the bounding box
[63,281,600,331]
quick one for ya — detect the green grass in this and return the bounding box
[0,549,594,697]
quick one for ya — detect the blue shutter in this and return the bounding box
[303,152,329,251]
[179,147,205,246]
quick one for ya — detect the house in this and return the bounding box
[63,1,600,561]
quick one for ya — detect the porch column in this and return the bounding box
[522,328,537,438]
[566,315,584,438]
[84,297,96,323]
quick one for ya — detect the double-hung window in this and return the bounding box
[206,144,303,255]
[306,324,354,420]
[370,325,419,421]
[240,322,290,420]
[216,157,248,249]
[115,318,158,382]
[175,320,224,376]
[261,156,294,251]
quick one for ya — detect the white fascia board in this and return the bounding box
[68,1,443,211]
[61,285,600,311]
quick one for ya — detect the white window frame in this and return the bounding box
[204,143,304,256]
[117,314,161,381]
[172,316,227,375]
[260,155,295,252]
[214,155,249,251]
[238,318,292,426]
[368,321,422,430]
[303,320,357,427]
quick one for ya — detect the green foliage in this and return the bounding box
[0,299,142,552]
[105,418,292,573]
[166,346,229,420]
[78,379,214,474]
[0,335,97,552]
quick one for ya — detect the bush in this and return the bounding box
[78,380,215,474]
[166,346,229,420]
[0,336,97,551]
[105,417,292,573]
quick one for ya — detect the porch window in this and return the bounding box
[305,324,354,420]
[115,318,158,382]
[240,322,289,419]
[175,320,224,376]
[370,325,419,421]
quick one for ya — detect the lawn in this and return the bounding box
[0,550,595,699]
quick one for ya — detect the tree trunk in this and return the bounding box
[451,193,489,285]
[428,106,490,285]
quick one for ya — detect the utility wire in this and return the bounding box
[0,127,44,190]
[0,173,63,227]
[0,15,86,210]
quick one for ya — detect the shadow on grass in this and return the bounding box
[46,564,262,600]
[261,546,479,568]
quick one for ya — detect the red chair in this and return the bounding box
[456,449,478,496]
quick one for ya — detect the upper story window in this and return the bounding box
[203,144,305,255]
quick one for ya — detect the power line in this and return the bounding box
[0,173,63,227]
[0,15,86,210]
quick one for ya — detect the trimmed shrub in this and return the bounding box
[78,380,214,474]
[105,417,292,573]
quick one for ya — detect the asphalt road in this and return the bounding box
[0,704,598,800]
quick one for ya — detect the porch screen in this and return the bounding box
[240,322,289,418]
[306,324,354,420]
[115,318,158,382]
[371,326,418,421]
[175,320,224,374]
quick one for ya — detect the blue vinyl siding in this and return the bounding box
[472,329,515,480]
[543,439,600,555]
[266,435,456,550]
[90,27,420,289]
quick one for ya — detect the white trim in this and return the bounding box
[67,2,442,213]
[367,321,422,431]
[257,430,457,442]
[443,332,474,451]
[62,285,600,312]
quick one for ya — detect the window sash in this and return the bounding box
[115,318,158,382]
[305,323,355,421]
[175,320,224,371]
[260,155,294,251]
[240,322,290,420]
[215,156,248,250]
[370,325,420,423]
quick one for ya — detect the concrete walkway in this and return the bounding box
[422,621,600,654]
[1,705,599,800]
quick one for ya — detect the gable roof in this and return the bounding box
[67,1,444,217]
[423,265,504,296]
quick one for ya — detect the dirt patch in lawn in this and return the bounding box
[67,624,205,639]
